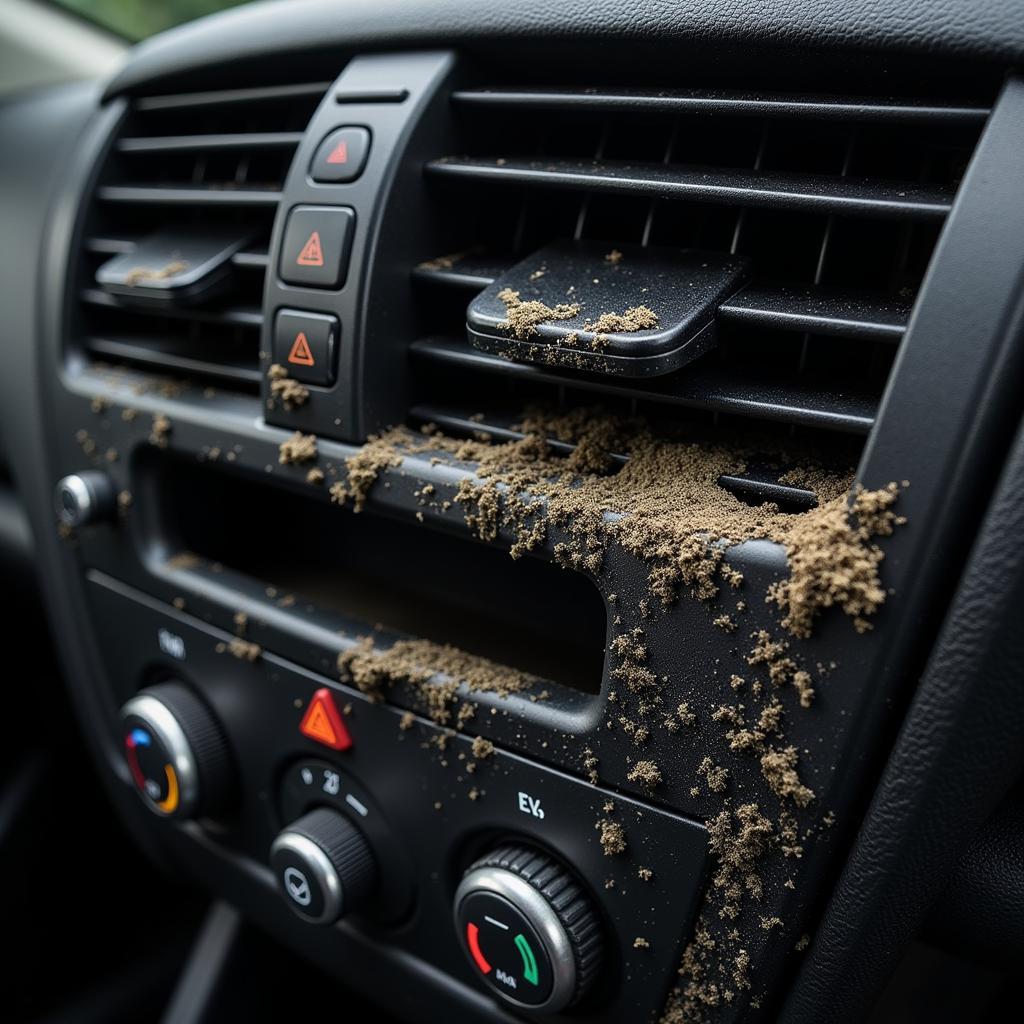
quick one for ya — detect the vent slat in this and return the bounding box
[721,286,909,341]
[84,236,136,256]
[80,288,264,328]
[413,261,909,341]
[97,186,282,207]
[426,157,954,220]
[410,338,876,434]
[84,337,262,387]
[117,132,304,153]
[85,239,270,270]
[134,81,332,113]
[231,250,270,269]
[452,88,990,124]
[412,256,507,290]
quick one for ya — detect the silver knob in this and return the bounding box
[270,808,376,925]
[54,471,115,527]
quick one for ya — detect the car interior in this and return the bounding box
[1,1,1023,1022]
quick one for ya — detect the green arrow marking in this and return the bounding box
[514,933,539,986]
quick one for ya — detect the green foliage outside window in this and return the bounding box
[55,0,251,41]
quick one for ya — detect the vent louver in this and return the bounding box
[74,81,330,390]
[411,86,988,445]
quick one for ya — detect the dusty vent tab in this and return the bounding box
[466,241,748,377]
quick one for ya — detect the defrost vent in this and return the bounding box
[412,85,989,438]
[74,80,331,390]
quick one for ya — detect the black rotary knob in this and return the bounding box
[119,682,233,820]
[454,845,603,1014]
[270,808,376,925]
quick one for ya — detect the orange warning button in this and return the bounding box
[287,331,315,367]
[296,230,324,267]
[299,688,352,751]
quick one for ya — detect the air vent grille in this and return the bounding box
[411,86,989,443]
[74,81,330,390]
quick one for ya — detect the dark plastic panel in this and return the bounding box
[261,51,456,440]
[86,572,709,1024]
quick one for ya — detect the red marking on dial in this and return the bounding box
[467,922,492,974]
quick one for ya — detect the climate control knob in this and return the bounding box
[454,845,603,1014]
[119,682,233,819]
[270,808,376,925]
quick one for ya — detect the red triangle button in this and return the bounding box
[299,688,352,751]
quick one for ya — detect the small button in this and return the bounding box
[279,205,355,289]
[274,310,339,386]
[310,127,371,183]
[299,687,352,751]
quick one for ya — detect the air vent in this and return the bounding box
[73,80,331,390]
[410,86,989,450]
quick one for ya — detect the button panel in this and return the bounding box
[310,126,371,183]
[87,565,708,1024]
[273,310,339,386]
[279,205,355,289]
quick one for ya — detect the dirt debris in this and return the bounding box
[267,364,310,410]
[149,413,172,447]
[124,259,189,285]
[496,287,581,340]
[627,759,663,789]
[760,746,815,807]
[325,411,897,640]
[766,482,905,638]
[698,756,730,793]
[337,637,535,726]
[278,431,317,465]
[471,736,494,760]
[584,305,659,334]
[707,803,774,917]
[596,817,627,856]
[216,637,262,662]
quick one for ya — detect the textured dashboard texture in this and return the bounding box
[105,0,1024,97]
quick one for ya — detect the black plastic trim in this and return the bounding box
[410,336,877,433]
[426,157,954,220]
[451,88,990,123]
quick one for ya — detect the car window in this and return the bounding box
[51,0,250,41]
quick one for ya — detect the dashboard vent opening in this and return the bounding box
[411,86,989,467]
[73,81,331,391]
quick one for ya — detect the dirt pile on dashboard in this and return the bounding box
[330,409,898,639]
[337,636,537,726]
[327,407,905,1023]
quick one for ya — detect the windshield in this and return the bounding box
[53,0,250,41]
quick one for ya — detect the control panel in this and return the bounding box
[260,50,458,440]
[90,573,707,1023]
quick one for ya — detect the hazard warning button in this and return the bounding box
[279,205,354,289]
[310,127,371,184]
[273,309,339,386]
[299,688,352,751]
